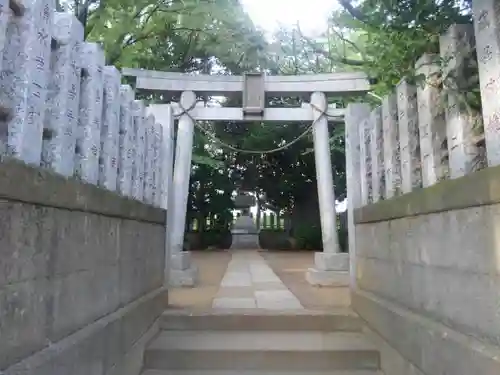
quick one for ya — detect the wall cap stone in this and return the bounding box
[0,158,166,224]
[354,165,500,223]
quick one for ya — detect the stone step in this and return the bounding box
[160,309,363,332]
[143,371,383,375]
[143,331,380,371]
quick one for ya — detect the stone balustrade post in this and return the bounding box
[345,103,371,288]
[473,0,500,166]
[158,105,174,210]
[382,93,401,198]
[75,42,105,184]
[0,0,9,73]
[43,13,84,177]
[117,85,134,197]
[359,116,371,205]
[99,66,121,191]
[131,100,146,201]
[0,0,53,164]
[370,106,384,202]
[144,114,156,204]
[440,24,486,177]
[416,53,449,186]
[154,105,175,285]
[397,79,422,193]
[153,122,162,207]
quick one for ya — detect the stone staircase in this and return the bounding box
[140,310,382,375]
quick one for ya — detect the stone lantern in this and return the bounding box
[230,192,260,250]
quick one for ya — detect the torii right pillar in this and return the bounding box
[306,92,349,286]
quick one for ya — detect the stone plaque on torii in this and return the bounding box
[122,68,370,287]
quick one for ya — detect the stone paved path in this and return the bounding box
[212,251,304,310]
[168,250,351,311]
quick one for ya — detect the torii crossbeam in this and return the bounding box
[122,68,371,97]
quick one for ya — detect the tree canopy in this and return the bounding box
[61,0,475,246]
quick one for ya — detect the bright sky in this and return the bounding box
[240,0,337,36]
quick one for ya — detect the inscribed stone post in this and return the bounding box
[382,93,401,198]
[143,114,156,204]
[157,104,174,210]
[99,66,121,191]
[415,53,449,187]
[440,24,485,177]
[397,78,421,193]
[153,122,162,207]
[43,13,83,177]
[75,42,105,184]
[0,0,53,165]
[345,103,371,288]
[472,0,500,166]
[369,106,384,202]
[117,85,134,196]
[0,0,11,143]
[0,0,10,73]
[131,100,146,201]
[359,117,371,205]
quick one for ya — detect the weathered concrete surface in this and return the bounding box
[352,167,500,375]
[5,288,167,375]
[353,290,500,375]
[0,159,168,373]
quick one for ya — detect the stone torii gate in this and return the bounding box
[123,69,371,286]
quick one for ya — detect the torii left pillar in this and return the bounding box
[168,91,198,286]
[306,92,349,286]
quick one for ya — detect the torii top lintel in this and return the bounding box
[121,68,371,97]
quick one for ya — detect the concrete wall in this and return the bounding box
[352,166,500,375]
[0,160,168,375]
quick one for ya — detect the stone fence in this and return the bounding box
[0,0,170,208]
[0,2,170,374]
[346,11,500,375]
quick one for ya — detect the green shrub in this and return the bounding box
[338,227,348,253]
[258,229,292,250]
[293,223,323,250]
[293,223,349,252]
[200,229,232,249]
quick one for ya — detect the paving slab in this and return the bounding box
[212,251,304,310]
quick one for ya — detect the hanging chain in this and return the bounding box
[174,101,342,155]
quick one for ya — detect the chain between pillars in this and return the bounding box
[174,100,341,155]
